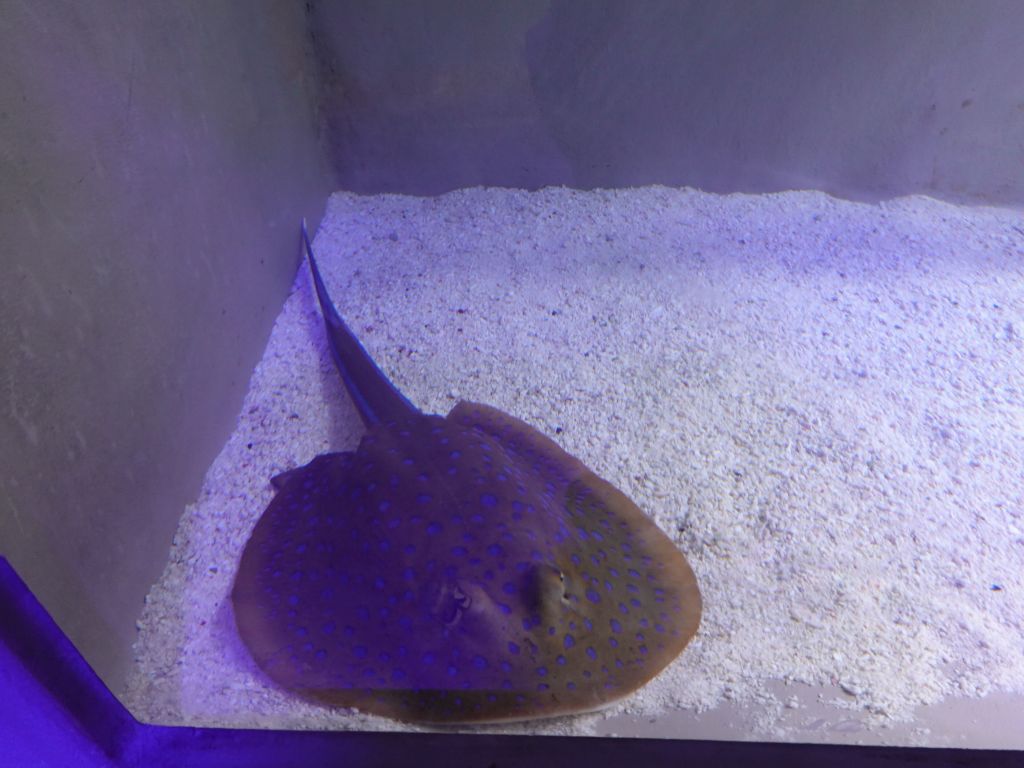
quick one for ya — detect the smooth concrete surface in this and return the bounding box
[318,0,1024,205]
[0,2,334,694]
[310,0,573,194]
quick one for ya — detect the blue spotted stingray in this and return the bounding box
[231,221,702,723]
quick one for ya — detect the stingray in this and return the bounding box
[231,221,702,723]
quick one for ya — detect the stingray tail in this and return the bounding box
[301,219,420,427]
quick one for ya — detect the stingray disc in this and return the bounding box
[232,401,701,723]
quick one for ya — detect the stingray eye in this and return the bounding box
[523,564,567,612]
[436,583,472,626]
[559,570,570,600]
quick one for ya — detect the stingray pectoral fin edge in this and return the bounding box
[451,398,703,671]
[568,470,702,643]
[448,400,591,483]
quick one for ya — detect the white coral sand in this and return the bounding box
[126,186,1024,748]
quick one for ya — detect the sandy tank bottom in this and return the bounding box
[124,186,1024,746]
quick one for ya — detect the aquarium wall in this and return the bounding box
[2,0,1022,717]
[317,0,1024,204]
[0,2,334,692]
